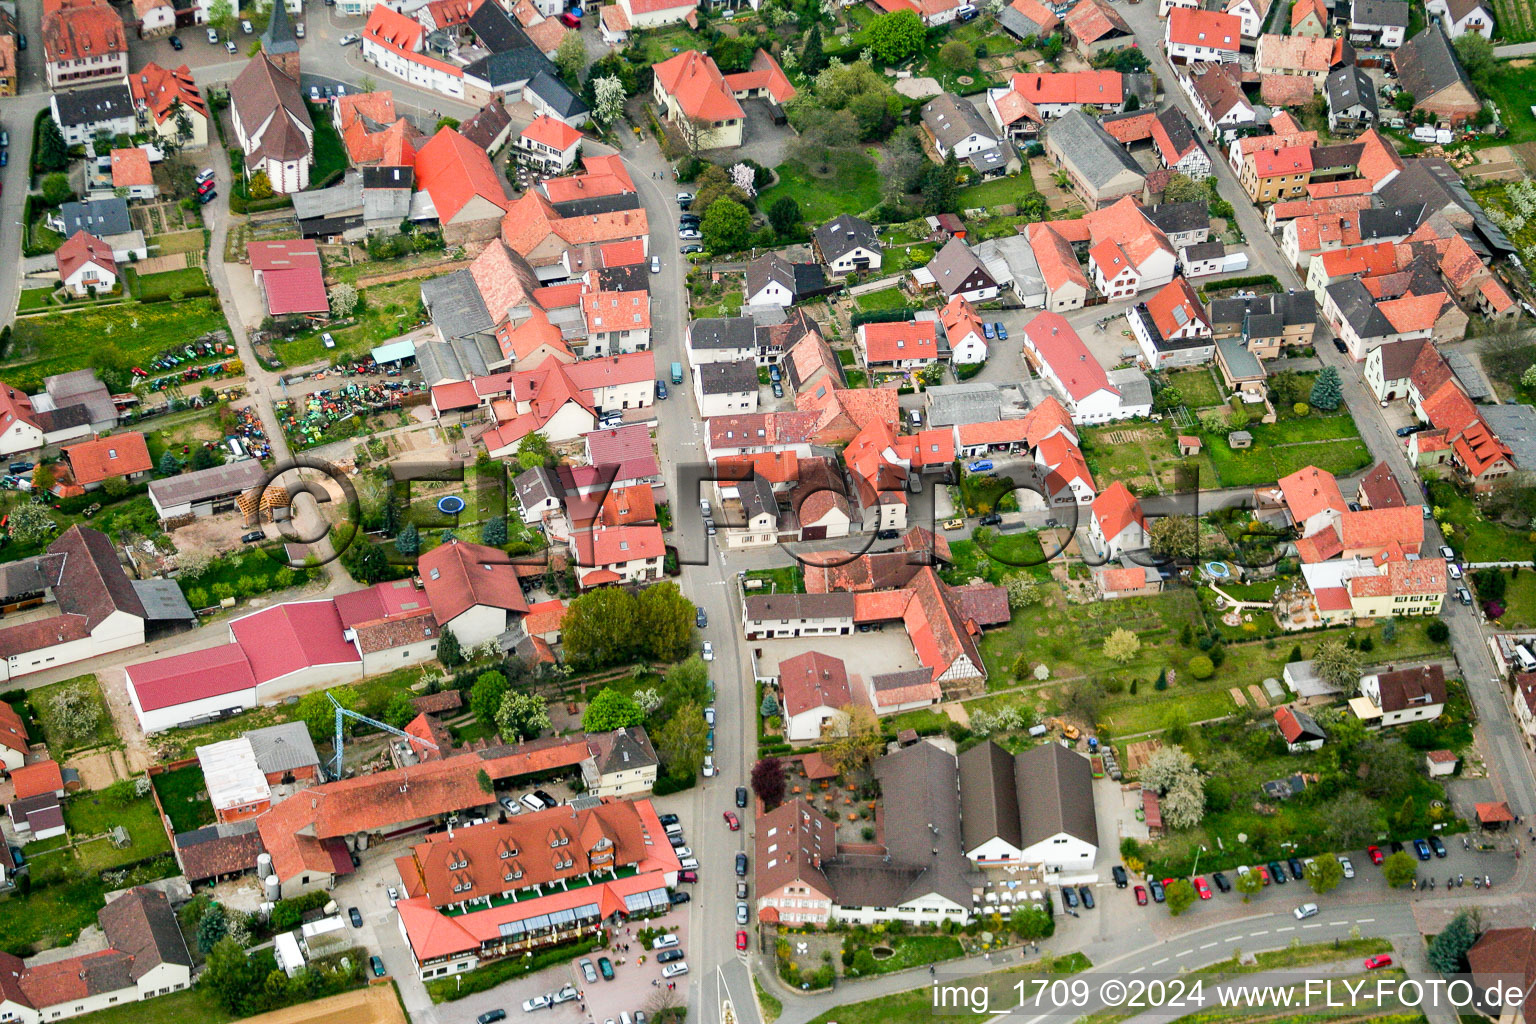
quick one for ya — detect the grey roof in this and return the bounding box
[824,741,977,912]
[1378,158,1514,256]
[697,359,759,395]
[1483,404,1536,469]
[1014,741,1098,848]
[421,269,495,343]
[44,369,118,425]
[244,721,322,775]
[925,382,1004,426]
[958,740,1024,853]
[550,192,641,220]
[362,165,414,190]
[815,215,881,264]
[1184,239,1226,261]
[131,579,195,622]
[1107,366,1153,409]
[98,888,193,981]
[465,45,551,89]
[515,465,563,510]
[1325,278,1394,339]
[926,237,995,296]
[1359,204,1425,240]
[1310,142,1365,173]
[737,472,778,520]
[1155,106,1198,160]
[968,144,1018,176]
[148,459,270,509]
[1351,0,1410,26]
[1285,708,1327,741]
[587,726,658,774]
[1208,290,1317,330]
[260,0,299,54]
[291,172,364,222]
[1133,304,1209,351]
[364,181,414,225]
[972,235,1044,301]
[688,316,756,352]
[999,1,1053,37]
[1045,109,1144,192]
[1216,336,1264,379]
[416,335,500,384]
[53,83,134,127]
[1394,24,1474,104]
[1124,73,1156,111]
[57,198,131,237]
[527,70,588,120]
[468,0,532,52]
[0,554,64,604]
[1326,65,1378,119]
[921,93,997,152]
[461,99,513,152]
[1445,350,1493,402]
[746,253,797,301]
[1145,201,1210,237]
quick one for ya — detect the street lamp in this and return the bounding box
[1191,845,1208,878]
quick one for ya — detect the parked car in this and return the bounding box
[1413,838,1432,861]
[169,34,183,48]
[1256,865,1272,885]
[983,322,996,340]
[967,460,994,472]
[1364,955,1393,970]
[241,530,264,543]
[659,813,680,826]
[241,18,253,31]
[736,786,748,808]
[579,960,598,984]
[1147,878,1165,903]
[737,881,748,899]
[349,907,363,927]
[1448,563,1463,579]
[522,995,551,1012]
[678,228,702,241]
[724,812,739,831]
[702,641,714,661]
[1339,856,1355,879]
[1078,885,1094,909]
[943,517,965,530]
[207,27,219,43]
[552,986,578,1004]
[1287,857,1304,881]
[339,32,361,44]
[651,255,661,274]
[1111,865,1128,888]
[1267,861,1288,884]
[1333,338,1348,354]
[1294,903,1319,920]
[1193,876,1211,900]
[979,512,1003,526]
[196,168,216,185]
[296,22,305,36]
[1061,886,1078,908]
[656,948,685,964]
[736,930,748,952]
[225,40,237,52]
[597,957,615,980]
[1212,871,1231,893]
[676,192,694,205]
[559,10,580,25]
[478,1012,507,1024]
[702,757,715,778]
[669,890,690,904]
[677,869,697,883]
[995,323,1008,340]
[735,852,748,876]
[387,886,399,907]
[1430,836,1447,858]
[652,934,680,951]
[197,188,217,204]
[1366,845,1383,865]
[1458,587,1473,605]
[680,244,704,255]
[736,902,749,924]
[369,956,386,976]
[661,962,689,979]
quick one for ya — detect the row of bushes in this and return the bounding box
[425,937,603,1002]
[849,307,917,328]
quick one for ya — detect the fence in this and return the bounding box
[847,275,908,297]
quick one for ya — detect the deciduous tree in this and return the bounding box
[1102,628,1141,664]
[470,670,509,729]
[1164,879,1196,916]
[583,688,645,732]
[516,432,554,470]
[328,283,358,318]
[768,196,802,235]
[751,756,787,808]
[563,587,640,668]
[592,76,626,124]
[702,197,752,254]
[555,32,587,83]
[9,504,56,546]
[656,699,707,779]
[1382,850,1417,888]
[1235,867,1263,902]
[866,9,924,64]
[1004,574,1041,609]
[1306,852,1344,894]
[496,690,550,741]
[822,704,884,773]
[295,686,359,743]
[1149,515,1199,559]
[637,582,695,662]
[1312,638,1361,691]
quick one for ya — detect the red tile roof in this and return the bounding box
[1093,481,1143,539]
[229,600,360,685]
[1065,0,1130,43]
[722,48,797,105]
[56,231,116,282]
[63,432,151,484]
[542,154,635,204]
[108,148,152,188]
[127,644,257,712]
[42,0,126,65]
[523,598,566,637]
[0,701,27,756]
[415,127,508,224]
[248,240,328,316]
[860,319,938,364]
[1257,32,1334,72]
[363,4,461,75]
[1355,128,1406,189]
[1026,224,1088,293]
[1337,505,1423,552]
[571,524,665,567]
[521,115,582,153]
[1145,276,1208,339]
[778,650,852,717]
[10,759,64,799]
[418,539,531,623]
[1023,312,1115,402]
[653,50,745,123]
[1167,7,1241,48]
[1252,144,1314,178]
[1347,556,1445,598]
[1357,461,1407,508]
[1279,465,1345,525]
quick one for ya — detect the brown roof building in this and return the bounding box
[755,799,836,925]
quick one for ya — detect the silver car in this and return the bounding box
[578,959,598,984]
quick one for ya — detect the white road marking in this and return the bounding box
[1201,942,1217,949]
[1225,937,1239,943]
[1329,921,1348,926]
[1178,950,1192,957]
[1303,924,1321,929]
[1249,931,1268,937]
[1356,918,1375,924]
[1152,957,1169,966]
[1131,967,1144,974]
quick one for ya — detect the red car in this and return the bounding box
[1257,865,1272,885]
[1193,876,1212,900]
[1134,886,1148,906]
[1366,845,1384,865]
[723,811,740,831]
[1364,955,1393,970]
[736,930,748,951]
[678,870,697,883]
[559,11,580,26]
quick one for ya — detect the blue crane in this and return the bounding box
[328,690,438,779]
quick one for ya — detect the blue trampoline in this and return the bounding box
[438,495,466,515]
[1205,561,1231,579]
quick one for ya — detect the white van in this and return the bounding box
[519,793,548,812]
[1516,645,1536,673]
[652,934,679,950]
[679,856,699,869]
[664,822,684,837]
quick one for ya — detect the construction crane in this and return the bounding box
[328,691,438,779]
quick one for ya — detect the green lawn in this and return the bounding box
[277,276,432,368]
[744,565,804,594]
[1479,60,1536,142]
[759,151,881,224]
[957,173,1040,212]
[127,266,210,301]
[694,289,743,318]
[843,933,964,975]
[62,791,173,871]
[1426,478,1529,563]
[944,531,1053,585]
[0,878,113,955]
[855,287,909,312]
[151,764,216,834]
[1494,571,1536,629]
[1201,435,1372,488]
[27,674,117,754]
[17,288,53,312]
[806,952,1090,1024]
[148,230,207,255]
[1165,368,1226,409]
[3,299,229,394]
[306,102,348,185]
[55,986,234,1024]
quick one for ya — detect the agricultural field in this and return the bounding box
[1493,0,1536,43]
